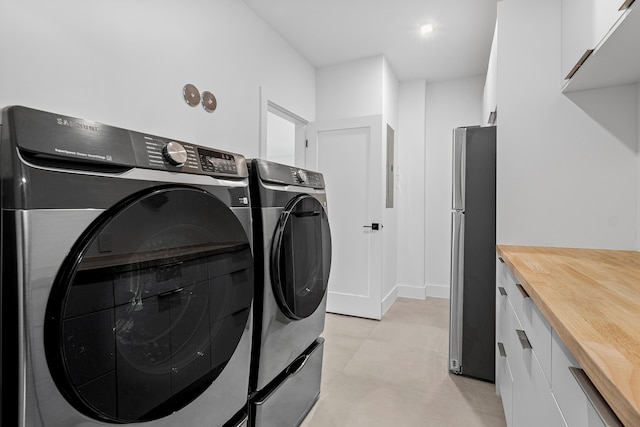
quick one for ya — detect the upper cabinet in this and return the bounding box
[562,0,638,92]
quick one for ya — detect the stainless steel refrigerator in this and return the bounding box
[449,125,496,382]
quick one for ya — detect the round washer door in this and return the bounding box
[271,194,331,320]
[44,186,253,423]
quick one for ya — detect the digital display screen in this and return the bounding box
[198,148,237,174]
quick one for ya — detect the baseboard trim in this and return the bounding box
[381,283,450,315]
[381,286,399,315]
[396,284,426,300]
[426,284,450,299]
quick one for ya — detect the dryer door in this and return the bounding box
[44,186,253,423]
[271,194,332,320]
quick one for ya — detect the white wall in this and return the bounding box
[316,55,384,122]
[497,0,638,250]
[396,80,427,298]
[483,22,498,125]
[0,0,315,157]
[424,76,485,298]
[381,57,399,312]
[383,58,399,130]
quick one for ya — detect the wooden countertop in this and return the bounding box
[496,245,640,427]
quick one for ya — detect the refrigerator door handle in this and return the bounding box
[449,211,465,374]
[452,128,466,210]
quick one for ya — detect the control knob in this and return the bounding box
[163,141,188,166]
[296,169,307,183]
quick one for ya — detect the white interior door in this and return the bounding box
[307,115,383,320]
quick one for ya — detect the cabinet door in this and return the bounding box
[561,0,625,79]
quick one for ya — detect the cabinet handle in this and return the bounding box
[516,329,532,350]
[565,49,594,80]
[498,257,505,264]
[497,341,506,358]
[569,367,623,427]
[619,0,635,11]
[516,283,530,298]
[498,286,507,296]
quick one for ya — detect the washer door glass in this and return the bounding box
[271,194,331,320]
[44,186,253,423]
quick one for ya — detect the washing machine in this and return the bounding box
[247,159,331,427]
[0,106,254,427]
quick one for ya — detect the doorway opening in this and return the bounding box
[259,88,308,168]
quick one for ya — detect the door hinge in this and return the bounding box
[305,139,308,148]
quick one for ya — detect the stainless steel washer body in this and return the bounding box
[0,106,253,427]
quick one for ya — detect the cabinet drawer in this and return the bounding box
[496,340,514,427]
[519,296,552,385]
[497,255,516,291]
[509,305,567,427]
[497,256,552,385]
[497,257,526,323]
[496,282,509,342]
[551,331,622,427]
[250,338,324,427]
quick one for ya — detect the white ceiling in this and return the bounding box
[242,0,498,82]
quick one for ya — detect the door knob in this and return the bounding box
[363,223,383,230]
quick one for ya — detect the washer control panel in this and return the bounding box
[132,133,246,178]
[198,148,238,174]
[5,106,248,179]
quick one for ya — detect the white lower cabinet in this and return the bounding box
[551,331,622,427]
[495,254,620,427]
[496,340,514,427]
[505,300,566,427]
[552,330,589,426]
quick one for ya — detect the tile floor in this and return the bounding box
[300,297,507,427]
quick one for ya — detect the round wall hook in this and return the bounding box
[183,84,201,107]
[202,91,217,113]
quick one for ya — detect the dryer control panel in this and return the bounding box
[254,159,325,189]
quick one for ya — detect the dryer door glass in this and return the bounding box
[271,195,332,320]
[44,186,253,423]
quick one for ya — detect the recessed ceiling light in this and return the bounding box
[420,23,434,35]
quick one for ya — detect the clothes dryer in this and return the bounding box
[0,106,254,427]
[247,159,331,427]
